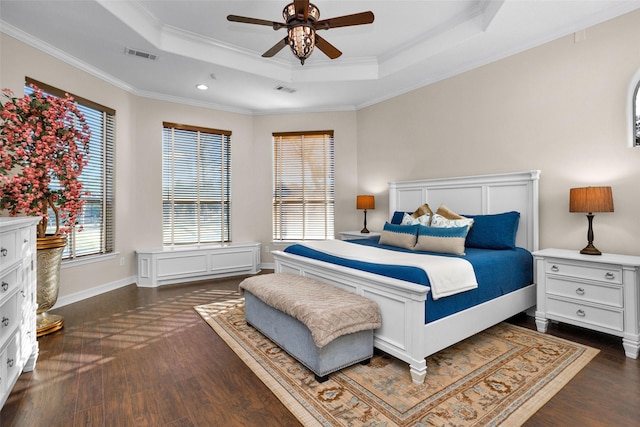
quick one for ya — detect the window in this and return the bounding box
[25,78,115,260]
[162,123,231,245]
[273,131,335,241]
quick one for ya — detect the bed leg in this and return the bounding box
[409,360,427,385]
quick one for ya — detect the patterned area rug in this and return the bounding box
[195,301,598,427]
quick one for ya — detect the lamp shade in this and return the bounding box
[569,187,614,213]
[356,195,375,210]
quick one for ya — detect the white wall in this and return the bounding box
[2,8,640,302]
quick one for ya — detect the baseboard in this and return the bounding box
[53,275,136,309]
[53,265,275,308]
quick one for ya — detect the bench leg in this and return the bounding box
[315,374,329,383]
[360,358,371,366]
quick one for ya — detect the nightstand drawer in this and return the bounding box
[546,277,623,308]
[545,260,621,284]
[546,297,623,332]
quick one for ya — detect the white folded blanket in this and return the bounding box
[299,240,478,300]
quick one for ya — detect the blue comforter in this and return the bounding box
[283,238,533,323]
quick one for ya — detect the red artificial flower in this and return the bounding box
[0,84,91,237]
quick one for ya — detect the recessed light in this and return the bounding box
[196,84,208,90]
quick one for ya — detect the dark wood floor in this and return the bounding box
[2,274,639,426]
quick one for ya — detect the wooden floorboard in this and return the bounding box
[2,274,638,426]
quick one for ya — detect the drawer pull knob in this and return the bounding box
[1,317,9,327]
[1,247,7,257]
[1,282,8,292]
[550,265,559,272]
[576,288,585,295]
[605,272,615,280]
[7,358,14,368]
[576,309,586,317]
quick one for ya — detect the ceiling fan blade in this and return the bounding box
[262,37,288,58]
[227,15,284,30]
[315,34,342,59]
[294,0,309,20]
[315,11,374,30]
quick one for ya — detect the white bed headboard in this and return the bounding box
[388,170,540,252]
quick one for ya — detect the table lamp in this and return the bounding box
[356,195,375,233]
[569,186,614,255]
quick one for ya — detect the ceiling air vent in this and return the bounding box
[274,85,296,94]
[124,47,158,61]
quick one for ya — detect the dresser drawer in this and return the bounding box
[0,293,19,343]
[545,260,621,284]
[0,229,18,268]
[546,297,623,332]
[20,227,34,258]
[0,344,6,395]
[0,267,19,305]
[3,336,19,394]
[546,276,623,308]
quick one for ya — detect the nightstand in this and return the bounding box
[533,248,640,359]
[338,231,380,240]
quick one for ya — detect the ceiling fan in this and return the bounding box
[227,0,374,65]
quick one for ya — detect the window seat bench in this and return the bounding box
[136,242,260,287]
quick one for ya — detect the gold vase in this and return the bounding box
[36,234,67,337]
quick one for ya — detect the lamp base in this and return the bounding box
[580,244,602,256]
[360,209,370,234]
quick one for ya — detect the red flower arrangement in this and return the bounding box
[0,84,91,238]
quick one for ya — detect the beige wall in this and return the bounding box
[252,112,359,255]
[0,33,359,299]
[1,34,138,298]
[2,8,640,301]
[357,9,640,256]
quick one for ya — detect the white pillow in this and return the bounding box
[430,213,474,229]
[400,212,431,226]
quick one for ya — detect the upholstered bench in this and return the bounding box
[239,272,381,382]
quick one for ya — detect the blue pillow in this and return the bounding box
[463,211,520,250]
[378,222,418,249]
[415,225,469,255]
[390,211,413,225]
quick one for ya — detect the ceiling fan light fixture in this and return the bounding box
[288,25,315,65]
[228,1,373,64]
[283,2,319,23]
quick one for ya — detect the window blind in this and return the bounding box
[25,78,115,260]
[162,123,231,245]
[273,131,335,241]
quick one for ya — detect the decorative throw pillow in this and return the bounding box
[401,212,431,226]
[435,204,464,220]
[430,213,474,229]
[411,203,433,225]
[378,222,418,249]
[390,211,413,225]
[463,211,520,250]
[414,225,469,255]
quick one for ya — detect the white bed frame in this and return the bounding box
[273,170,540,384]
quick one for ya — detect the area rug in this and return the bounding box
[195,301,598,426]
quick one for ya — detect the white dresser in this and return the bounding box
[533,248,640,359]
[0,217,40,409]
